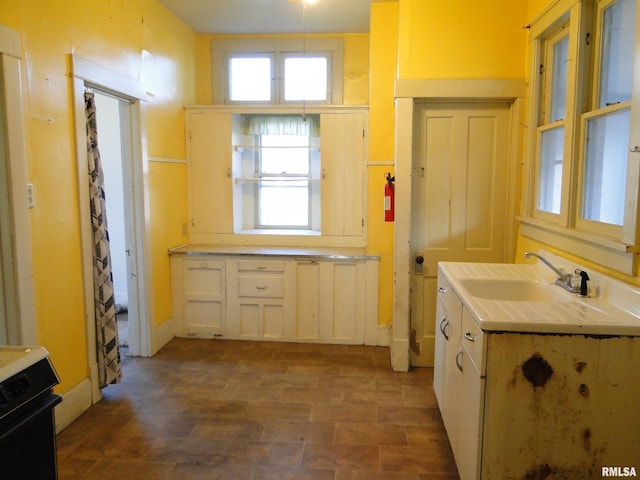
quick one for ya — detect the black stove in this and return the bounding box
[0,346,61,480]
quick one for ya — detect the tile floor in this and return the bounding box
[56,338,460,480]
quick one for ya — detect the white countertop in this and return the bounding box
[169,244,379,260]
[439,260,640,336]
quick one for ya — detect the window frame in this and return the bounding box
[212,38,344,105]
[254,133,314,230]
[521,0,640,274]
[575,0,635,237]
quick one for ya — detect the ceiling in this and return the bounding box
[157,0,394,35]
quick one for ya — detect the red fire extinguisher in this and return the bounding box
[384,173,395,222]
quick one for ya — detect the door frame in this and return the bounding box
[390,78,526,372]
[0,24,37,345]
[70,55,152,401]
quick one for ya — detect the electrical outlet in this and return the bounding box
[26,183,35,208]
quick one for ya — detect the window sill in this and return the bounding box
[517,216,639,275]
[237,229,321,236]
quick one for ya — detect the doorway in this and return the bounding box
[0,26,37,347]
[409,101,513,367]
[71,55,152,403]
[92,91,133,351]
[390,79,525,372]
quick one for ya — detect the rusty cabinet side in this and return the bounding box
[481,333,640,479]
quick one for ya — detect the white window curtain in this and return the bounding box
[246,114,320,136]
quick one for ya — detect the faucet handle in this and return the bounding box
[574,269,590,297]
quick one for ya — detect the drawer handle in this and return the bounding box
[455,348,464,372]
[257,266,267,270]
[439,317,449,340]
[438,286,447,294]
[464,332,475,342]
[256,286,267,290]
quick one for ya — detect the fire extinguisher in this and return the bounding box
[384,172,395,222]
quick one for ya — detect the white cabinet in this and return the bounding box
[435,266,640,480]
[226,259,293,340]
[295,259,368,343]
[172,258,226,337]
[171,250,379,345]
[434,275,484,480]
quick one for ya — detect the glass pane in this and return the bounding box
[538,127,564,214]
[550,36,569,121]
[260,135,310,174]
[229,57,271,101]
[599,0,636,107]
[582,109,630,225]
[259,182,309,226]
[284,57,328,101]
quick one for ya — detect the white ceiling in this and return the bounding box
[157,0,394,34]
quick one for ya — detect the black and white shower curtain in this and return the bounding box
[85,91,122,387]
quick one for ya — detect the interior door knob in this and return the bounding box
[416,256,424,264]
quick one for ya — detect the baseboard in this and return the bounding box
[54,377,92,434]
[377,323,390,346]
[150,317,175,356]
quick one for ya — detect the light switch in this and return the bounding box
[26,183,35,209]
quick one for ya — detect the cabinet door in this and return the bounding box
[186,110,233,235]
[321,113,365,236]
[182,260,225,336]
[237,302,285,339]
[296,261,321,340]
[456,347,484,480]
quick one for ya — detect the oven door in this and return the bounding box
[0,393,62,480]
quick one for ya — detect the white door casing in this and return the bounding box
[391,79,525,372]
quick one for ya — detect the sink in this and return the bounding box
[458,278,554,302]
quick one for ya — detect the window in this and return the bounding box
[578,0,636,232]
[257,134,312,228]
[523,0,640,273]
[212,38,343,105]
[235,114,321,232]
[536,28,570,215]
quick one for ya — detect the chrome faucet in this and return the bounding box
[524,252,581,294]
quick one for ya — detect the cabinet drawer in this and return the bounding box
[461,307,486,375]
[238,260,285,273]
[238,275,285,298]
[437,274,463,336]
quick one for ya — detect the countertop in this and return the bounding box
[439,261,640,336]
[169,244,379,261]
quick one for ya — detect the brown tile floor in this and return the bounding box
[57,338,460,480]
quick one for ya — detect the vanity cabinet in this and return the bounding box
[170,249,379,345]
[434,275,484,480]
[435,264,640,480]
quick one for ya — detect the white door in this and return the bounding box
[410,101,513,367]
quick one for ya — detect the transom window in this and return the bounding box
[212,38,343,105]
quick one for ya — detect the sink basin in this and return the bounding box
[458,278,554,302]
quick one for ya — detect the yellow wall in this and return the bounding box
[397,0,528,79]
[368,2,399,329]
[0,0,194,393]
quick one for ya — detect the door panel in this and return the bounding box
[410,102,512,367]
